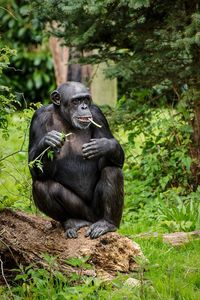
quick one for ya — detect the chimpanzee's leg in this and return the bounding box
[32,180,96,238]
[86,166,124,239]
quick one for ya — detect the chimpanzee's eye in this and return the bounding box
[72,98,80,105]
[83,97,91,105]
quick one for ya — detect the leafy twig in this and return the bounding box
[28,146,51,172]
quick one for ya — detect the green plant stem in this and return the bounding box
[29,146,51,168]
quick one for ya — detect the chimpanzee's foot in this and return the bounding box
[85,220,117,239]
[62,219,91,239]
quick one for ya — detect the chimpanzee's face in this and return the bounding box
[61,94,93,129]
[51,82,93,130]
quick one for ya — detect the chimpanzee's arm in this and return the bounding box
[82,105,124,168]
[28,106,64,179]
[28,107,48,162]
[29,106,64,160]
[28,107,60,161]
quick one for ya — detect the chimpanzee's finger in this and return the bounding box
[82,141,96,148]
[46,138,63,149]
[82,145,97,153]
[90,228,104,239]
[85,223,96,237]
[48,137,63,146]
[87,153,99,159]
[83,149,98,158]
[48,136,62,144]
[46,140,58,148]
[50,131,63,140]
[83,149,96,155]
[85,228,93,237]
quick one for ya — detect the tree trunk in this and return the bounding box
[49,37,69,86]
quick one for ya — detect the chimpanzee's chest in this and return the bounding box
[58,130,91,157]
[52,130,100,200]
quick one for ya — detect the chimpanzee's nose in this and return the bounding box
[81,103,87,109]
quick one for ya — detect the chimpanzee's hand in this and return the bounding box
[82,138,113,159]
[42,130,64,149]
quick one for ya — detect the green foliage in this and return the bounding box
[158,190,200,232]
[103,91,200,234]
[0,0,55,104]
[65,256,91,269]
[0,46,25,209]
[33,0,200,98]
[2,241,200,299]
[2,254,144,300]
[0,46,17,135]
[0,109,34,211]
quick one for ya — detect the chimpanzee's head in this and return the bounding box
[51,82,93,129]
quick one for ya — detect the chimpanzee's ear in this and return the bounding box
[50,90,61,106]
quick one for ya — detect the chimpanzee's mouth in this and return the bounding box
[77,116,92,123]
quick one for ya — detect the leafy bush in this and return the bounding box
[105,92,199,234]
[0,47,17,135]
[0,100,37,211]
[0,0,55,104]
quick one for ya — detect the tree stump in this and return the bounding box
[0,209,144,282]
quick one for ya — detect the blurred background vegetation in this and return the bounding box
[0,1,200,299]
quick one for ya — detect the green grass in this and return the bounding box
[138,239,200,300]
[119,224,200,299]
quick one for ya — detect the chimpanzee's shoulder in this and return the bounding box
[34,104,54,116]
[91,105,107,121]
[32,104,54,120]
[91,104,103,115]
[91,104,109,125]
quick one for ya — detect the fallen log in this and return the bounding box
[137,230,200,246]
[0,209,144,282]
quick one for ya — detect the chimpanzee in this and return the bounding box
[28,81,124,239]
